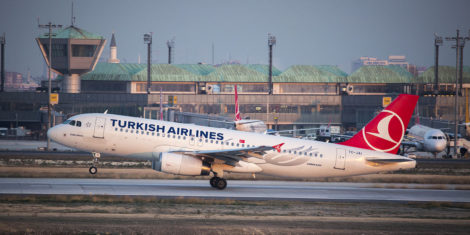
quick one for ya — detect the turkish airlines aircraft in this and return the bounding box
[233,85,267,133]
[47,94,418,190]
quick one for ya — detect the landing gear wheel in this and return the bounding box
[89,166,97,174]
[210,177,219,188]
[214,178,227,190]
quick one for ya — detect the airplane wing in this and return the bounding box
[171,144,282,166]
[400,140,419,148]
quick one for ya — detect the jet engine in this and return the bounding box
[152,153,211,176]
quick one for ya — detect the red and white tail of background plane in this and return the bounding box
[234,85,241,122]
[339,94,419,154]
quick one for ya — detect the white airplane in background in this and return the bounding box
[48,94,418,190]
[402,124,448,157]
[233,85,267,133]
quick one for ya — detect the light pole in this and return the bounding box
[268,34,276,95]
[38,21,62,151]
[0,33,5,92]
[445,30,470,157]
[144,33,152,94]
[434,34,443,95]
[167,38,175,64]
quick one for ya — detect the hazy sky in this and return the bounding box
[1,0,469,77]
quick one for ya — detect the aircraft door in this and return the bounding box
[93,117,106,138]
[334,148,346,170]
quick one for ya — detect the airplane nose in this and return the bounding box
[47,126,59,141]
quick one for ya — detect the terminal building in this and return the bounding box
[1,29,470,138]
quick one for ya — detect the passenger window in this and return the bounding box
[210,140,213,143]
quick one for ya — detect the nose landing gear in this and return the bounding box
[89,152,100,175]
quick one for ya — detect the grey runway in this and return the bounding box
[1,178,469,202]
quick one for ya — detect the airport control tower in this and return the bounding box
[36,25,106,93]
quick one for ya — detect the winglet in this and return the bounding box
[273,143,284,153]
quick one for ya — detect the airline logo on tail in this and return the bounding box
[363,110,404,152]
[235,85,241,121]
[339,94,418,154]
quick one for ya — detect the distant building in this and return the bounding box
[4,71,39,91]
[388,55,409,68]
[5,71,23,89]
[351,57,388,72]
[107,33,120,63]
[352,55,412,73]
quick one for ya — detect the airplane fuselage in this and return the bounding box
[48,113,416,179]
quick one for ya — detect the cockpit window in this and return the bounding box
[64,119,82,127]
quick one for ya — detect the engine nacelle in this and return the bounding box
[152,153,210,176]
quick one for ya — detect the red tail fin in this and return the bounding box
[339,94,419,154]
[235,85,241,121]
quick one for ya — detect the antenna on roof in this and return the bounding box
[71,2,76,26]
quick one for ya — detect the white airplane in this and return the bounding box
[47,94,418,190]
[402,124,448,156]
[233,85,267,133]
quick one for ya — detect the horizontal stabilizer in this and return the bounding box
[366,158,414,165]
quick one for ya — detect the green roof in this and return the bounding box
[275,65,347,83]
[174,64,215,76]
[63,62,356,84]
[80,63,145,81]
[419,66,470,84]
[203,65,268,82]
[135,64,199,82]
[39,26,103,39]
[244,64,282,76]
[347,65,412,83]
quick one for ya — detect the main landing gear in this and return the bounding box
[209,174,227,190]
[89,152,100,175]
[209,171,227,190]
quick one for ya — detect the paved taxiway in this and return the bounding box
[1,178,469,202]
